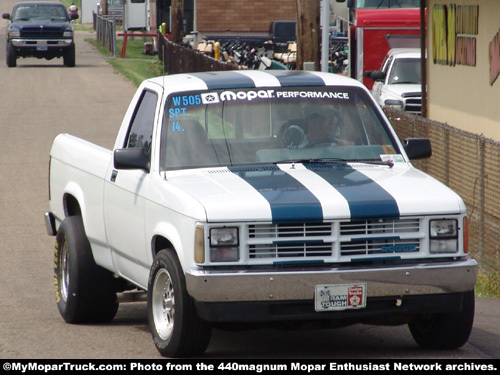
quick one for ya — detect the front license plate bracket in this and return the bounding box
[314,283,367,312]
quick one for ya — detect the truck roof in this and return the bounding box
[386,48,421,59]
[146,70,367,95]
[13,1,66,6]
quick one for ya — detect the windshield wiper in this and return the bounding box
[274,158,394,168]
[274,158,347,165]
[356,159,394,168]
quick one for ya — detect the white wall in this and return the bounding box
[427,0,500,141]
[81,0,99,23]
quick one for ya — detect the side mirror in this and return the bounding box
[114,148,150,172]
[404,138,432,159]
[2,13,11,20]
[365,70,385,81]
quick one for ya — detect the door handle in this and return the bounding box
[110,170,118,182]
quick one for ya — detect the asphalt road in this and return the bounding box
[0,0,499,360]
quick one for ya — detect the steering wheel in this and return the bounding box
[305,137,341,148]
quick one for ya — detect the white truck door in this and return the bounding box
[104,89,159,287]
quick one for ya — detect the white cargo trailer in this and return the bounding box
[125,0,148,31]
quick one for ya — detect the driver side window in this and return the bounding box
[125,90,158,159]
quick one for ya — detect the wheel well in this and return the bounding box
[152,236,174,258]
[63,194,82,217]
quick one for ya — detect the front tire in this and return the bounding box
[148,249,212,357]
[408,291,475,349]
[6,42,16,67]
[54,216,118,323]
[63,44,76,67]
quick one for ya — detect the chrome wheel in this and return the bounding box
[59,240,70,303]
[148,249,211,357]
[152,268,175,341]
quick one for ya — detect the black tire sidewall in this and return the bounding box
[64,44,76,67]
[409,291,475,349]
[54,216,87,323]
[6,42,16,67]
[54,216,118,324]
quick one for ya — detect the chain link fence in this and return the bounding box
[385,108,500,275]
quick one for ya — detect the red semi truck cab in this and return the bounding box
[343,0,421,89]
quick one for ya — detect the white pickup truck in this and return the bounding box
[365,48,422,115]
[45,70,477,357]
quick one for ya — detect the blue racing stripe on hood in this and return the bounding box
[192,72,257,90]
[305,163,400,220]
[271,71,326,87]
[228,165,323,223]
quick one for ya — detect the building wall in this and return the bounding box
[196,0,297,34]
[427,0,500,141]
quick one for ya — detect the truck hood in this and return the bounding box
[166,163,465,223]
[383,84,421,99]
[11,19,71,34]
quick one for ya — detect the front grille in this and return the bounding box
[402,92,422,114]
[250,222,332,238]
[340,238,420,256]
[247,219,422,261]
[249,223,333,259]
[340,218,420,235]
[249,242,332,259]
[20,26,64,38]
[340,218,420,256]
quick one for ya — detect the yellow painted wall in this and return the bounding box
[427,0,500,141]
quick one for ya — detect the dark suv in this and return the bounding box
[2,1,79,67]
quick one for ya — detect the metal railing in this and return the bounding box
[94,13,117,57]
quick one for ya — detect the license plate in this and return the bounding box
[315,283,367,312]
[37,45,48,51]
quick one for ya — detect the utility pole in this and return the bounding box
[101,0,108,15]
[171,0,184,43]
[296,0,320,70]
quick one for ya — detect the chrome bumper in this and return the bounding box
[186,259,477,303]
[11,39,73,48]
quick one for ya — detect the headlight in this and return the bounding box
[384,99,404,111]
[429,219,458,253]
[8,30,20,37]
[209,227,239,262]
[63,30,74,37]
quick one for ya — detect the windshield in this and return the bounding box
[356,0,420,8]
[13,4,69,21]
[388,58,421,84]
[161,86,400,170]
